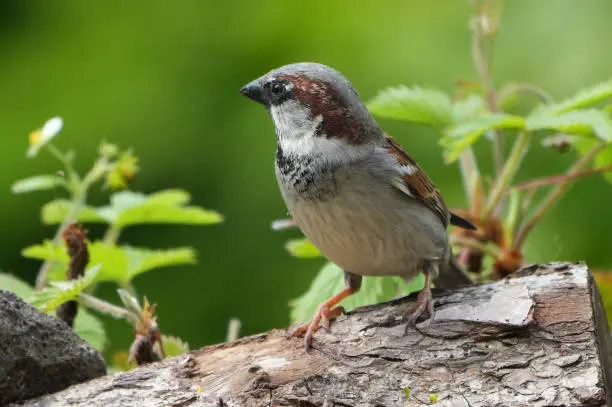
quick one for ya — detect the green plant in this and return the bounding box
[2,117,222,368]
[283,0,612,323]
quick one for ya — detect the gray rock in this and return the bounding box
[0,290,106,405]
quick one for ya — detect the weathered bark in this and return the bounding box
[11,262,612,407]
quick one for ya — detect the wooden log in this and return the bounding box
[11,262,612,407]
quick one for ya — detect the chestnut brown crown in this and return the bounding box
[240,62,383,145]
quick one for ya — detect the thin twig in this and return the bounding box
[498,83,554,105]
[451,235,501,259]
[483,131,531,219]
[515,142,606,248]
[79,293,131,319]
[471,6,503,178]
[458,148,482,210]
[513,165,612,191]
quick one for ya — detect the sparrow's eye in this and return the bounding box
[264,79,291,105]
[270,81,286,96]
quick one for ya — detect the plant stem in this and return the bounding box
[458,148,481,209]
[451,235,500,258]
[498,83,554,105]
[483,131,532,219]
[103,224,122,245]
[35,186,87,290]
[121,281,138,297]
[512,165,612,191]
[471,8,503,177]
[515,142,606,249]
[79,293,131,319]
[35,154,110,290]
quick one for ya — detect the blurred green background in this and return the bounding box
[2,0,612,358]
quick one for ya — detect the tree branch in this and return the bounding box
[13,262,612,407]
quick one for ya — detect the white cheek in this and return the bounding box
[269,101,316,140]
[270,101,373,164]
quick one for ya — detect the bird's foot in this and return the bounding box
[287,303,345,351]
[404,273,435,333]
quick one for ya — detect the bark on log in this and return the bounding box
[11,262,612,407]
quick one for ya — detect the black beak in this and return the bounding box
[239,79,266,105]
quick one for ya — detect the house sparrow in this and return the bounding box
[240,62,476,351]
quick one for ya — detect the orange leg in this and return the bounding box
[287,286,356,351]
[404,270,435,332]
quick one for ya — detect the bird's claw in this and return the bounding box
[404,286,434,333]
[286,304,345,351]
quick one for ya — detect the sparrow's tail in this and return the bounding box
[434,255,473,289]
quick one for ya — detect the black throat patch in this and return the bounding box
[275,146,338,199]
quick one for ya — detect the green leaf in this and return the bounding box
[24,240,198,284]
[99,190,223,228]
[74,308,107,351]
[41,190,223,228]
[367,86,455,127]
[22,240,68,262]
[41,200,107,225]
[116,204,223,228]
[30,264,101,312]
[550,78,612,113]
[452,94,487,120]
[89,242,130,282]
[440,114,525,163]
[11,175,65,194]
[526,109,612,142]
[285,238,322,258]
[0,272,35,298]
[146,189,191,206]
[123,246,197,281]
[289,262,424,324]
[162,335,190,357]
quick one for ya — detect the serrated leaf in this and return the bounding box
[96,190,223,228]
[89,242,130,282]
[0,272,35,298]
[74,308,107,351]
[452,94,487,120]
[11,175,65,194]
[440,114,525,163]
[289,262,424,324]
[41,199,107,225]
[116,204,223,228]
[146,189,191,206]
[22,240,69,262]
[161,335,190,357]
[526,109,612,142]
[367,86,455,127]
[124,246,197,281]
[24,241,198,284]
[550,78,612,113]
[30,264,101,312]
[285,238,322,258]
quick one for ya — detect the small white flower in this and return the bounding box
[27,116,64,158]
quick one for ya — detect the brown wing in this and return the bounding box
[385,134,450,227]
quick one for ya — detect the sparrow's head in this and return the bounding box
[240,62,382,158]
